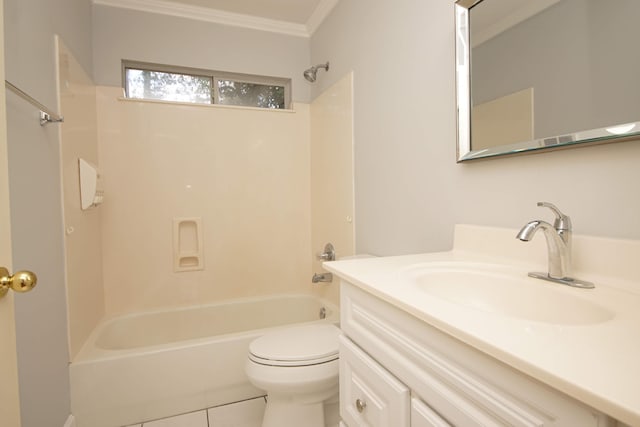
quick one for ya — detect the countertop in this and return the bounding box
[324,225,640,426]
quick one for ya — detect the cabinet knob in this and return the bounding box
[355,398,367,413]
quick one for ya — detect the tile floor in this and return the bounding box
[125,397,267,427]
[124,397,340,427]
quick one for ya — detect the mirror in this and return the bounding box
[455,0,640,161]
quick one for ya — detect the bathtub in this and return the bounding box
[70,294,339,427]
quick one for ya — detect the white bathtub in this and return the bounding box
[70,294,339,427]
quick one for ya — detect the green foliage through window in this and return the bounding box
[126,69,212,104]
[217,80,285,109]
[124,62,289,109]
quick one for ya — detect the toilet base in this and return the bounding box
[261,393,329,427]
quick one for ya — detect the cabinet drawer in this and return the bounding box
[340,335,410,427]
[411,397,452,427]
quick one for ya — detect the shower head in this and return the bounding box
[303,62,330,82]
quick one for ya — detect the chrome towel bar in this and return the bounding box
[4,80,64,126]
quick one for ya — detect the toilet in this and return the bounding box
[245,324,341,427]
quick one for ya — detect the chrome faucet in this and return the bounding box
[516,202,594,289]
[313,243,335,283]
[312,273,333,283]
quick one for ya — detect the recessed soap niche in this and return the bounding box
[173,217,203,272]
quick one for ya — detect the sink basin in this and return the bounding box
[401,263,614,325]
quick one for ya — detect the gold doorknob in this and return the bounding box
[0,267,37,299]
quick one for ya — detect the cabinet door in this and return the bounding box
[411,397,452,427]
[340,335,410,427]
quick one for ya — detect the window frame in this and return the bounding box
[122,60,292,109]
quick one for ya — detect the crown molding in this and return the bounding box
[307,0,339,35]
[93,0,312,37]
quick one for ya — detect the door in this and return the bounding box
[0,0,23,424]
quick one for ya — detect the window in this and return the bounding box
[123,61,290,109]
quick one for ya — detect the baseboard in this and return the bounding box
[63,414,76,427]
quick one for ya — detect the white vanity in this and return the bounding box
[325,225,640,427]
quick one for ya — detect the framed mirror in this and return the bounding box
[455,0,640,162]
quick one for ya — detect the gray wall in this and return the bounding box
[92,5,312,102]
[472,0,640,139]
[4,0,93,425]
[4,0,93,107]
[310,0,640,256]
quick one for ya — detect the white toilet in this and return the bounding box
[245,324,341,427]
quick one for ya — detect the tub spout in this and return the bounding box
[312,273,333,283]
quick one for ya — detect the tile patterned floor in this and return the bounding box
[125,397,267,427]
[125,395,340,427]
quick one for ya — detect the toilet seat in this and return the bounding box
[248,324,340,367]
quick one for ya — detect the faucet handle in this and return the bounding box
[316,243,336,261]
[537,202,571,231]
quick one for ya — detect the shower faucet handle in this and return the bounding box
[316,243,336,261]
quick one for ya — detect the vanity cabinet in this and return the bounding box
[339,282,614,427]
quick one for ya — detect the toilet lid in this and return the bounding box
[249,324,340,367]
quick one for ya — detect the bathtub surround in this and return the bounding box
[58,38,106,360]
[65,75,354,424]
[96,87,313,313]
[310,73,355,304]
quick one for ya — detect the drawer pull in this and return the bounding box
[356,398,367,413]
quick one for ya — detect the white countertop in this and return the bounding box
[324,225,640,426]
